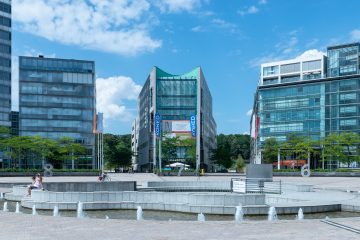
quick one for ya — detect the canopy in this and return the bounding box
[166,162,190,168]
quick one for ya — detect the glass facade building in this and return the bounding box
[18,56,96,169]
[251,43,360,167]
[0,0,11,128]
[135,67,216,172]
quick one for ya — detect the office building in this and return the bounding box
[19,56,96,169]
[251,43,360,168]
[134,66,216,172]
[0,0,11,128]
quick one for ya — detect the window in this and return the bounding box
[340,119,357,126]
[263,66,279,76]
[302,60,321,71]
[281,75,300,83]
[280,63,300,74]
[340,93,356,101]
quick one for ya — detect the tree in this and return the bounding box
[323,133,360,166]
[211,141,233,169]
[235,155,246,173]
[57,137,86,169]
[1,136,37,168]
[263,138,279,163]
[104,134,132,169]
[161,135,180,161]
[179,138,196,168]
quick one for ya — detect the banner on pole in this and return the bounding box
[155,113,161,137]
[190,115,196,137]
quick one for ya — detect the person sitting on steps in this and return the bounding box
[27,173,43,196]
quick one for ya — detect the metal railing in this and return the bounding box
[231,178,282,194]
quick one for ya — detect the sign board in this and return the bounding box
[171,121,191,132]
[232,180,246,193]
[190,115,196,137]
[154,113,161,137]
[246,164,273,180]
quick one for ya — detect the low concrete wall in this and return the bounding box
[21,191,266,215]
[274,172,360,177]
[0,172,99,177]
[147,181,231,191]
[43,182,136,192]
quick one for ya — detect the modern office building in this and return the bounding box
[10,111,18,136]
[0,0,11,128]
[131,117,139,171]
[18,56,96,169]
[134,66,217,172]
[0,0,11,168]
[251,43,360,168]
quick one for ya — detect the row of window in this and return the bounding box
[20,119,93,130]
[20,57,94,72]
[21,107,94,120]
[263,60,322,77]
[0,29,10,41]
[0,16,10,27]
[20,95,94,106]
[20,70,94,85]
[22,131,93,145]
[20,83,94,96]
[0,56,10,67]
[0,2,11,14]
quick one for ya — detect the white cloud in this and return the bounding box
[191,25,205,32]
[96,76,142,124]
[246,109,253,117]
[155,0,204,13]
[238,6,259,16]
[13,0,162,56]
[350,29,360,41]
[296,49,325,59]
[212,18,237,32]
[258,0,267,5]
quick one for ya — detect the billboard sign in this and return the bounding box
[190,115,196,137]
[154,113,161,137]
[172,121,191,132]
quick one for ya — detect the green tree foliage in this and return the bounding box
[263,138,279,163]
[323,132,360,166]
[0,135,88,168]
[179,138,196,167]
[104,134,132,169]
[235,155,246,173]
[161,136,180,161]
[211,134,250,169]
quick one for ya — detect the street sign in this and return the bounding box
[190,115,196,137]
[155,113,161,137]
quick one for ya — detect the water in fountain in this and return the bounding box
[0,192,4,199]
[15,202,20,214]
[197,212,205,222]
[297,208,304,220]
[53,206,59,217]
[77,202,84,218]
[136,206,143,221]
[235,205,244,222]
[268,206,277,221]
[105,215,109,220]
[3,202,8,212]
[32,205,37,215]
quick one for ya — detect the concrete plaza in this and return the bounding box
[0,211,359,240]
[1,173,360,239]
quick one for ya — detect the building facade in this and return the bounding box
[0,0,11,128]
[18,56,96,169]
[251,43,360,168]
[134,66,216,172]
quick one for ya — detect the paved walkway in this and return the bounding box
[0,212,359,240]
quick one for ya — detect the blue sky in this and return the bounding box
[11,0,360,135]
